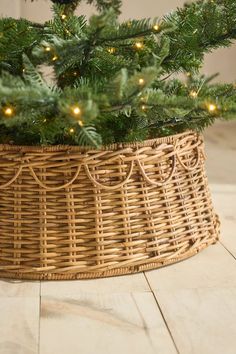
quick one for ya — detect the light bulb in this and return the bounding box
[135,42,144,49]
[107,47,116,54]
[72,106,81,116]
[207,103,217,112]
[138,78,145,85]
[3,107,14,117]
[189,90,198,98]
[153,24,160,31]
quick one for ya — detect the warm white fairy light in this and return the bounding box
[52,55,58,61]
[138,78,145,85]
[71,106,83,126]
[72,106,81,116]
[3,106,14,117]
[107,47,116,54]
[207,103,217,112]
[189,90,198,98]
[135,42,144,49]
[153,24,160,31]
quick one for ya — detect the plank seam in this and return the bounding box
[143,272,180,354]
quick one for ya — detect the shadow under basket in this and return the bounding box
[0,131,220,280]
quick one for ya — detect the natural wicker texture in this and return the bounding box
[0,131,219,280]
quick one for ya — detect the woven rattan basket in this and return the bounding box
[0,131,219,280]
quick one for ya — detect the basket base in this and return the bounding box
[0,238,218,281]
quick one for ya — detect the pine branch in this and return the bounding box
[1,0,236,146]
[162,0,236,72]
[76,125,102,147]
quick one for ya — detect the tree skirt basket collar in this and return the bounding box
[0,131,220,280]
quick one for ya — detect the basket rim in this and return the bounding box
[0,130,198,152]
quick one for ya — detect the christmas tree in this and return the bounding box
[0,0,236,147]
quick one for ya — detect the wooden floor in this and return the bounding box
[1,123,236,354]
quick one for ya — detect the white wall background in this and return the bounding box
[0,0,236,82]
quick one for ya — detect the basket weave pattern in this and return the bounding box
[0,131,219,280]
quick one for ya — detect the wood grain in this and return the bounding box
[40,292,177,354]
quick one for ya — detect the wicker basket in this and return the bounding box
[0,131,219,280]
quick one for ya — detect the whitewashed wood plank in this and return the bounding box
[145,243,236,290]
[41,273,149,296]
[0,297,39,354]
[210,183,236,195]
[219,217,236,258]
[40,292,177,354]
[210,184,236,258]
[154,287,236,354]
[132,292,178,354]
[0,280,40,298]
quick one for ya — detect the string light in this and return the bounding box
[207,103,217,112]
[3,106,14,117]
[73,71,79,77]
[69,128,75,134]
[45,46,51,52]
[78,120,84,127]
[138,78,145,86]
[186,72,191,77]
[189,90,198,98]
[71,105,81,117]
[153,24,160,31]
[61,14,67,20]
[52,55,58,61]
[107,47,116,54]
[141,105,147,111]
[43,118,47,123]
[135,42,144,50]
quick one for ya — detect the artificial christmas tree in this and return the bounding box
[0,0,234,279]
